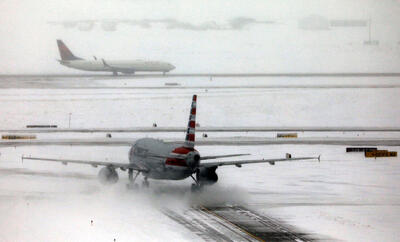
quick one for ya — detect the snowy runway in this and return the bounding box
[0,75,399,241]
[163,205,314,242]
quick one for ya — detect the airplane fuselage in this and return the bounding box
[129,138,197,180]
[60,59,175,74]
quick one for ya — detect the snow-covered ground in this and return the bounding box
[0,76,399,128]
[0,76,399,241]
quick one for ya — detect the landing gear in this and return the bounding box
[112,71,118,76]
[190,172,202,192]
[142,177,150,188]
[162,72,166,76]
[126,168,140,189]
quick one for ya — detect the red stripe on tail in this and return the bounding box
[184,95,197,148]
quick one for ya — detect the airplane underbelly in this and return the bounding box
[144,163,192,180]
[146,170,191,180]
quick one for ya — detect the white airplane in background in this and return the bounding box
[56,39,175,75]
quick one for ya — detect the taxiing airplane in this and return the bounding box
[56,39,175,75]
[23,95,319,191]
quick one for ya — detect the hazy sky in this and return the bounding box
[0,0,399,73]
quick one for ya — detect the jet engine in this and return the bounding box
[198,166,218,185]
[186,151,201,170]
[98,166,119,184]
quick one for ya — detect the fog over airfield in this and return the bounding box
[1,2,400,242]
[0,0,399,74]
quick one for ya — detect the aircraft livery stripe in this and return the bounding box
[165,158,187,167]
[186,133,195,141]
[184,95,197,148]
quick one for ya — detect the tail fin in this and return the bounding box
[184,95,197,148]
[57,39,82,61]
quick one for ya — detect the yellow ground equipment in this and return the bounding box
[365,150,397,158]
[277,133,298,138]
[2,135,36,140]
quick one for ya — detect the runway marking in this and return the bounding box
[162,208,249,241]
[163,205,313,242]
[202,206,313,242]
[199,205,264,242]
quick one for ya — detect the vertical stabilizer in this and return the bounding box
[57,39,82,61]
[184,95,197,148]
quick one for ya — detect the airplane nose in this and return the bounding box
[170,64,176,70]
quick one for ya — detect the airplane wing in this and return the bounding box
[200,153,250,160]
[102,59,134,73]
[199,155,320,168]
[21,156,148,171]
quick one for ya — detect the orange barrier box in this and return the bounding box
[365,150,397,158]
[277,133,298,138]
[2,135,36,140]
